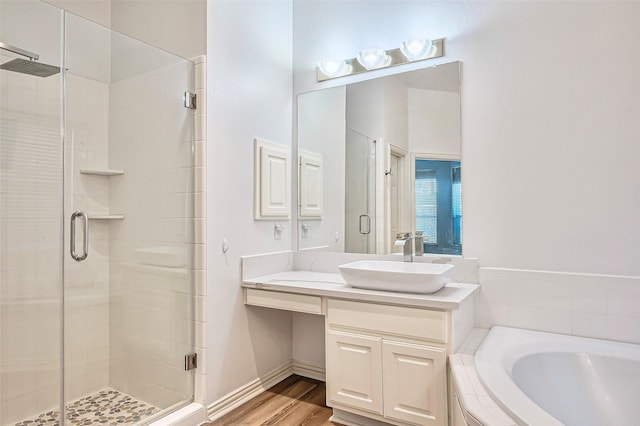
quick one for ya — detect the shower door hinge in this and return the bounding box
[183,92,196,109]
[184,352,197,371]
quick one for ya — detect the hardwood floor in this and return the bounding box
[206,375,339,426]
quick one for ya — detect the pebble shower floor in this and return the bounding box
[14,389,159,426]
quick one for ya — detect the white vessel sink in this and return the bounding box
[338,260,454,294]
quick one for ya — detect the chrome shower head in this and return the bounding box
[0,42,60,78]
[0,58,60,78]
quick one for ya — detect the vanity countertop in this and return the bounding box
[242,270,478,310]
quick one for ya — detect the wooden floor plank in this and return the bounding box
[264,381,333,426]
[207,375,338,426]
[218,375,303,423]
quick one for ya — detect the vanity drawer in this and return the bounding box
[245,288,323,315]
[327,299,448,343]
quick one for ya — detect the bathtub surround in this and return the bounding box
[449,330,516,426]
[452,267,640,425]
[476,267,640,344]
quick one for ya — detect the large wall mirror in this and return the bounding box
[297,61,461,256]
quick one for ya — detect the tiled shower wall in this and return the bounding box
[476,267,640,344]
[108,56,202,408]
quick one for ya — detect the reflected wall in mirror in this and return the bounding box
[297,61,461,256]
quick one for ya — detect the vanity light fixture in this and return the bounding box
[317,57,352,78]
[356,48,391,70]
[400,38,434,61]
[316,38,444,82]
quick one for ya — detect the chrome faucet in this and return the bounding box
[394,232,413,262]
[414,231,424,257]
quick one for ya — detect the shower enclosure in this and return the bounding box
[1,1,196,424]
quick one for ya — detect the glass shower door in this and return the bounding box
[63,12,195,422]
[0,1,64,424]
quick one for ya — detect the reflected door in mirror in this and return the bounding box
[345,129,376,253]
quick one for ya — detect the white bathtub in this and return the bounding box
[475,326,640,426]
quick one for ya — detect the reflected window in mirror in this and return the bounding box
[414,159,461,255]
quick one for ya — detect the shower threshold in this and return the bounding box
[14,389,159,426]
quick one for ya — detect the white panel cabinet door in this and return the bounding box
[299,150,323,218]
[326,330,383,415]
[253,138,290,219]
[382,341,447,426]
[260,145,289,216]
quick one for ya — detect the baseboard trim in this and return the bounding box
[206,362,294,421]
[292,360,325,381]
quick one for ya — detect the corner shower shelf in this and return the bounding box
[87,214,125,220]
[79,169,124,176]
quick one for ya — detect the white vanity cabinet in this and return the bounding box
[326,299,449,426]
[241,269,478,426]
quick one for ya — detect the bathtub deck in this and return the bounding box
[14,389,159,426]
[450,328,517,426]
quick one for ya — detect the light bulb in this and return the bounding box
[400,38,433,61]
[318,58,349,77]
[356,48,391,70]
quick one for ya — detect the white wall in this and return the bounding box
[206,0,294,405]
[346,79,384,139]
[382,76,408,151]
[408,89,460,157]
[297,86,346,251]
[293,0,640,277]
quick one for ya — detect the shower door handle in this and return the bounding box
[70,211,89,261]
[359,214,371,235]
